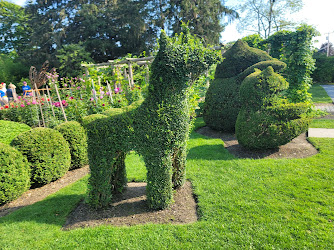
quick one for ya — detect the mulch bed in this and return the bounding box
[63,181,198,230]
[196,127,318,159]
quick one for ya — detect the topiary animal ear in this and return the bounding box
[159,30,169,50]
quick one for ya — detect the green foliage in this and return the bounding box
[236,67,310,149]
[10,128,71,186]
[84,30,220,210]
[57,43,92,77]
[0,1,30,54]
[55,121,88,169]
[204,40,285,132]
[215,40,273,79]
[241,34,267,50]
[0,143,30,205]
[0,53,29,84]
[312,55,334,83]
[265,25,319,102]
[0,120,31,145]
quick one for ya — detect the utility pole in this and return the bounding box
[326,31,334,57]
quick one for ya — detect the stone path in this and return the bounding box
[321,85,334,102]
[308,85,334,138]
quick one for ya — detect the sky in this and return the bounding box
[10,0,334,48]
[222,0,334,48]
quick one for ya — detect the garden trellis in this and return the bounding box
[81,56,154,89]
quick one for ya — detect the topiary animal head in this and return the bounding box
[149,30,221,96]
[239,66,289,108]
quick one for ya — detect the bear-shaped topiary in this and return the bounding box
[235,66,310,149]
[203,40,286,132]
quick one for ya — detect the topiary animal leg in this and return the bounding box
[145,152,173,210]
[172,144,187,189]
[87,150,127,209]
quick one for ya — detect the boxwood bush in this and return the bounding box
[10,128,71,186]
[236,67,310,149]
[0,143,30,205]
[55,121,88,169]
[0,120,31,145]
[203,40,286,132]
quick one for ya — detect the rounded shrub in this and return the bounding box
[10,127,71,186]
[55,121,88,169]
[0,120,31,145]
[204,39,286,132]
[214,40,272,79]
[0,143,30,205]
[203,77,241,131]
[236,66,310,149]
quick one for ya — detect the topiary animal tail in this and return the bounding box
[84,30,221,210]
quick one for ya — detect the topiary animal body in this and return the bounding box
[236,67,310,149]
[84,31,220,210]
[203,40,286,132]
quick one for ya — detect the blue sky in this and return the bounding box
[10,0,334,48]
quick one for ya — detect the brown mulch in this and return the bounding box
[196,126,318,159]
[0,166,90,218]
[63,181,197,230]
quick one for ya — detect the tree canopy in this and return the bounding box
[0,0,239,73]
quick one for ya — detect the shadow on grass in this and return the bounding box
[0,194,84,227]
[187,144,235,161]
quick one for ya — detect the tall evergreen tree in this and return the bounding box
[0,0,30,53]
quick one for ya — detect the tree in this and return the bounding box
[166,0,239,44]
[56,43,93,77]
[0,0,30,54]
[237,0,303,38]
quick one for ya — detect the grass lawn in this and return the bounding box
[309,84,332,103]
[310,119,334,129]
[0,118,333,249]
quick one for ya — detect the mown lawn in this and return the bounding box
[0,118,333,249]
[309,84,333,103]
[310,119,334,129]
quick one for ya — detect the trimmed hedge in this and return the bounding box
[312,55,334,83]
[214,40,272,79]
[11,127,71,185]
[0,143,30,205]
[236,67,310,149]
[0,120,31,145]
[55,121,88,169]
[203,40,286,132]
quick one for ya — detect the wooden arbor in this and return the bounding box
[81,56,154,88]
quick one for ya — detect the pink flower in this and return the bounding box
[69,96,74,100]
[32,100,37,104]
[64,84,68,87]
[99,96,103,99]
[77,86,81,90]
[102,104,105,106]
[18,96,21,99]
[26,102,31,105]
[106,91,110,96]
[114,88,119,93]
[90,97,94,101]
[20,104,25,107]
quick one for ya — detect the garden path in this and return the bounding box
[321,85,334,102]
[309,87,334,138]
